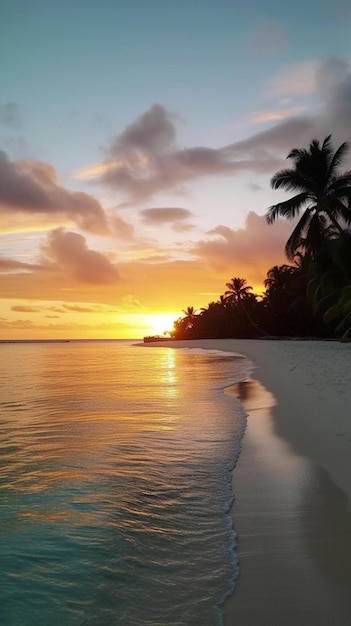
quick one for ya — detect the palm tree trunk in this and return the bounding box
[239,299,267,336]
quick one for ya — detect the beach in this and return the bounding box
[143,338,351,624]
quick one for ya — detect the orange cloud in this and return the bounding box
[109,212,135,240]
[192,211,293,287]
[250,107,306,125]
[11,304,40,312]
[62,303,100,313]
[0,258,43,272]
[41,228,120,284]
[0,210,294,322]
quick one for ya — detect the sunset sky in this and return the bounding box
[1,0,351,339]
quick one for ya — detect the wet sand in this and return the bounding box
[224,376,351,625]
[142,339,351,625]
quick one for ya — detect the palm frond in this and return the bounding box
[266,192,310,224]
[270,168,313,192]
[327,141,349,178]
[266,204,280,224]
[285,235,304,261]
[285,208,314,259]
[322,135,332,149]
[320,135,333,166]
[287,147,309,163]
[334,199,351,224]
[328,172,351,192]
[267,134,351,265]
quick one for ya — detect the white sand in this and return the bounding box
[142,338,351,624]
[143,338,351,506]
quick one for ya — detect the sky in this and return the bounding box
[1,0,351,339]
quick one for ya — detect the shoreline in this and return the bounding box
[140,338,351,506]
[141,338,351,624]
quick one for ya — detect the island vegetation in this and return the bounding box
[171,136,351,342]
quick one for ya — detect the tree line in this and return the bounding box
[172,136,351,342]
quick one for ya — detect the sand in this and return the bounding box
[142,338,351,625]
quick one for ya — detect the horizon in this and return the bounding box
[1,1,351,339]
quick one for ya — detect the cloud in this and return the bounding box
[0,151,109,234]
[45,303,103,313]
[10,302,110,316]
[268,61,318,96]
[172,222,195,233]
[80,63,351,205]
[109,212,135,240]
[0,318,36,330]
[250,107,306,125]
[94,104,280,204]
[11,305,40,313]
[224,56,351,166]
[0,257,43,272]
[0,103,23,129]
[140,207,193,225]
[316,57,351,144]
[222,117,315,169]
[115,103,176,154]
[192,211,293,286]
[226,117,314,154]
[250,21,289,55]
[63,304,98,313]
[265,56,351,150]
[41,228,120,284]
[48,306,67,313]
[132,253,172,264]
[74,161,117,180]
[121,294,146,310]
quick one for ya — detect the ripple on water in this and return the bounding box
[0,341,250,625]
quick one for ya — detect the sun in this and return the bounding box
[143,312,178,336]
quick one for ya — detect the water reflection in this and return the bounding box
[0,341,248,625]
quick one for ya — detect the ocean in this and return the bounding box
[0,339,252,626]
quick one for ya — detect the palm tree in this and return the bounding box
[307,231,351,338]
[266,135,351,260]
[262,262,317,336]
[264,264,296,295]
[181,306,197,322]
[225,277,264,336]
[225,277,253,304]
[324,285,351,341]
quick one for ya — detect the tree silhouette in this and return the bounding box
[224,277,253,304]
[169,136,351,343]
[266,135,351,259]
[225,277,264,336]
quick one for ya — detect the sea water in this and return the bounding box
[0,340,252,626]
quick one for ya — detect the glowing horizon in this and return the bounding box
[1,3,350,339]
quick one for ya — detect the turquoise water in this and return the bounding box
[0,340,250,625]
